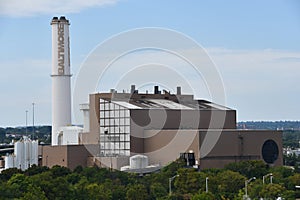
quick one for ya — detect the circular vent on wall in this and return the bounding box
[262,139,279,164]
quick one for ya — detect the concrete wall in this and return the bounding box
[130,109,236,131]
[131,129,282,169]
[42,145,68,168]
[140,130,200,166]
[199,130,283,169]
[42,145,91,170]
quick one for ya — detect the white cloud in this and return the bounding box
[0,0,118,17]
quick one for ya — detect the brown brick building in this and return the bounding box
[42,86,282,170]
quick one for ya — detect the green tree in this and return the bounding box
[174,168,201,194]
[86,183,112,200]
[73,176,90,200]
[150,182,168,199]
[191,191,214,200]
[50,165,71,178]
[247,179,263,199]
[225,160,269,178]
[24,165,49,176]
[126,184,148,200]
[20,184,47,200]
[281,190,295,199]
[259,183,285,199]
[214,170,246,199]
[7,173,29,197]
[0,168,22,181]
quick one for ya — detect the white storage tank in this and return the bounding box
[24,139,31,170]
[31,140,38,165]
[15,140,24,169]
[130,155,148,169]
[4,136,38,170]
[4,155,15,169]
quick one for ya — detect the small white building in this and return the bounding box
[57,126,84,145]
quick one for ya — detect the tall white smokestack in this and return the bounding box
[51,16,72,145]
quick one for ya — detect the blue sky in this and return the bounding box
[0,0,300,127]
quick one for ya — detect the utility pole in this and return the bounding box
[32,103,35,139]
[25,110,28,134]
[169,175,179,195]
[206,177,209,193]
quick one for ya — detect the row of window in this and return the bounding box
[100,118,130,127]
[100,110,130,118]
[99,99,131,157]
[100,141,130,149]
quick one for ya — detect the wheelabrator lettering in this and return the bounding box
[57,23,64,75]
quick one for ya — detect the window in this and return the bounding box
[99,99,130,157]
[262,140,279,164]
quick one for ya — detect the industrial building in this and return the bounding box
[41,16,282,171]
[42,85,282,170]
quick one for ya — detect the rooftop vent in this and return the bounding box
[177,86,181,95]
[154,86,161,94]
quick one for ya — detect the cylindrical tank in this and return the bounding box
[31,140,38,165]
[51,16,72,145]
[130,155,148,169]
[5,155,15,169]
[24,139,31,170]
[15,141,24,169]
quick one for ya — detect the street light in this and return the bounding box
[245,177,256,198]
[169,175,179,195]
[205,177,209,193]
[263,173,273,184]
[32,102,35,139]
[296,186,300,189]
[25,110,28,134]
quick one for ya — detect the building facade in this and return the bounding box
[42,86,282,170]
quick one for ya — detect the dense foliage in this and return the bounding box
[0,160,299,200]
[237,121,300,131]
[0,126,51,144]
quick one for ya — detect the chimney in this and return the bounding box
[131,85,138,94]
[177,86,181,95]
[131,85,135,93]
[51,16,71,146]
[154,86,161,94]
[110,89,116,93]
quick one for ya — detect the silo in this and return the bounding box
[15,140,24,169]
[31,140,38,166]
[51,16,72,145]
[24,138,31,170]
[4,155,15,169]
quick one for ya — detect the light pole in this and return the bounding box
[205,177,209,193]
[32,102,35,139]
[245,177,256,198]
[25,110,28,134]
[263,173,273,184]
[169,175,179,195]
[270,175,273,184]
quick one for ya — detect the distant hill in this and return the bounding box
[237,121,300,130]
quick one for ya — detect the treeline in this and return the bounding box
[237,121,300,130]
[0,126,51,144]
[0,160,299,200]
[283,130,300,149]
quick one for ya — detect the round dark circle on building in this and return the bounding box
[262,139,279,164]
